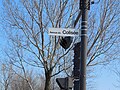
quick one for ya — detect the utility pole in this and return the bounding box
[79,0,89,90]
[73,42,81,90]
[57,0,91,89]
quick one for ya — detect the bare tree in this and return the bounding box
[87,0,120,66]
[112,62,120,89]
[114,69,120,88]
[0,64,47,90]
[0,64,14,90]
[9,70,42,90]
[2,0,78,90]
[1,0,120,90]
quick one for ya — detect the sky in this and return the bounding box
[0,1,120,90]
[94,64,119,90]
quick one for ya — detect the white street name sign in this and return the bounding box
[48,28,79,36]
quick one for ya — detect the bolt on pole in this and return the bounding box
[79,0,89,90]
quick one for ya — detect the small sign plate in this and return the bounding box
[48,28,79,36]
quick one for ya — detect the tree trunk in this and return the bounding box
[44,70,52,90]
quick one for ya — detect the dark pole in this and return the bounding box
[73,42,81,90]
[80,0,89,90]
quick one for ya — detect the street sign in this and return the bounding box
[48,28,79,36]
